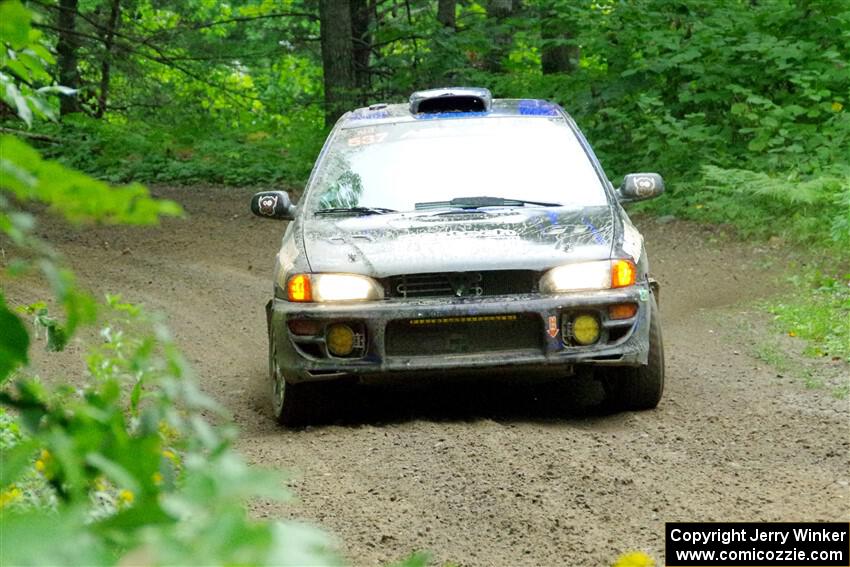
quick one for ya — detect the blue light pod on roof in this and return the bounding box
[517,99,560,116]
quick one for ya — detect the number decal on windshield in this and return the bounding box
[347,131,389,147]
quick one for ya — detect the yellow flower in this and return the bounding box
[0,487,22,509]
[118,489,135,505]
[613,551,655,567]
[832,101,844,113]
[789,331,797,337]
[152,472,163,485]
[34,448,51,473]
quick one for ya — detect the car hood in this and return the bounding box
[302,206,615,278]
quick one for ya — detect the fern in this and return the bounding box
[701,166,843,206]
[643,165,850,249]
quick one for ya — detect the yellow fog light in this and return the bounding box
[571,314,600,345]
[326,324,355,356]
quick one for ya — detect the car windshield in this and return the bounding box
[305,116,608,214]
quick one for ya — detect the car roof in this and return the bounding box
[338,98,568,129]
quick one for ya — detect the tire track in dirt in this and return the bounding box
[6,185,848,566]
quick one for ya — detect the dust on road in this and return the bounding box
[6,185,848,566]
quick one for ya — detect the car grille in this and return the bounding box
[384,270,539,299]
[385,314,542,357]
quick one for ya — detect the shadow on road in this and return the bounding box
[278,374,625,428]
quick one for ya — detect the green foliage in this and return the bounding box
[766,271,850,362]
[0,292,29,378]
[1,134,182,224]
[637,166,850,250]
[1,299,340,566]
[578,0,850,176]
[389,552,432,567]
[37,112,325,188]
[0,0,64,125]
[0,0,182,382]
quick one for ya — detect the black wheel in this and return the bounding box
[269,331,323,427]
[604,294,665,411]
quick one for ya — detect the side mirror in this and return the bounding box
[617,173,665,203]
[251,191,295,220]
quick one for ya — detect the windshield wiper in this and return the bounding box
[415,196,562,210]
[315,206,398,216]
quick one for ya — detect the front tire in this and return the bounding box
[604,294,665,410]
[270,332,322,427]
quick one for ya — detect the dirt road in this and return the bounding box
[8,185,849,566]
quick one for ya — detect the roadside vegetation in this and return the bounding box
[1,3,383,565]
[763,270,850,369]
[1,0,847,565]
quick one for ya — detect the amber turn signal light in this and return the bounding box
[609,303,638,320]
[287,274,312,302]
[611,259,637,288]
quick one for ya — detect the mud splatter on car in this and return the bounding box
[250,87,666,426]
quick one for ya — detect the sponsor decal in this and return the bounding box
[547,315,559,338]
[634,175,657,197]
[259,194,278,216]
[408,315,518,325]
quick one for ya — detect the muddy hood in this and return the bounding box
[303,207,615,278]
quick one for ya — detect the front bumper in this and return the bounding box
[269,284,653,383]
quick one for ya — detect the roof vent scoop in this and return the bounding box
[409,87,493,114]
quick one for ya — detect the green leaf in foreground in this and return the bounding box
[0,135,183,225]
[0,292,29,383]
[0,0,32,50]
[1,302,343,565]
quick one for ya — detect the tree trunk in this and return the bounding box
[350,0,372,101]
[540,9,579,74]
[320,0,356,126]
[437,0,455,29]
[96,0,122,118]
[56,0,81,115]
[483,0,514,72]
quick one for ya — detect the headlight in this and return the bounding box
[540,259,636,293]
[285,273,384,302]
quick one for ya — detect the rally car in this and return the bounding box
[251,87,665,425]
